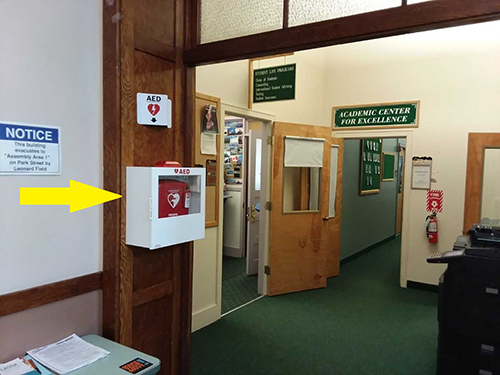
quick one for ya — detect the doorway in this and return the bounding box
[220,106,273,314]
[335,130,413,287]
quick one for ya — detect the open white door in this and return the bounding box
[246,129,263,275]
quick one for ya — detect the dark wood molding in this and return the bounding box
[184,0,500,66]
[0,272,103,318]
[102,0,122,342]
[103,0,196,373]
[135,33,178,63]
[283,0,289,29]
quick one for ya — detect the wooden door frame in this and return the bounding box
[184,1,500,66]
[334,129,414,288]
[220,104,275,297]
[463,133,500,233]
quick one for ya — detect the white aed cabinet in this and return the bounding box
[126,167,206,250]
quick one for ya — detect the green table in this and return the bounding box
[73,335,161,375]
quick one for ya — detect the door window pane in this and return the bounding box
[329,146,339,218]
[200,0,283,44]
[283,167,321,212]
[255,138,262,191]
[289,0,401,27]
[481,148,500,225]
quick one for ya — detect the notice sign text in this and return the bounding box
[0,123,61,175]
[333,101,419,130]
[253,64,296,103]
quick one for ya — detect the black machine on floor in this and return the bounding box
[427,224,500,375]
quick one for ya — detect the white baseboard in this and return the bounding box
[223,246,243,258]
[192,303,221,332]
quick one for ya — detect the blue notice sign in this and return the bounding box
[0,123,61,175]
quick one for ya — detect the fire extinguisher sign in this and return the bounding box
[426,189,443,213]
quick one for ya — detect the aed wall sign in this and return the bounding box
[333,101,420,130]
[137,93,172,127]
[253,63,296,103]
[0,123,61,175]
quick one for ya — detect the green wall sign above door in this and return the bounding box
[333,101,420,130]
[253,63,296,103]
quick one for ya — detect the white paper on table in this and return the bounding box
[0,358,34,375]
[27,334,109,375]
[201,132,217,155]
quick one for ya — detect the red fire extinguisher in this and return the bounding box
[426,212,438,244]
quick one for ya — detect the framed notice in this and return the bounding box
[333,101,420,131]
[252,63,296,104]
[360,138,382,195]
[206,159,217,186]
[411,157,432,190]
[382,153,396,181]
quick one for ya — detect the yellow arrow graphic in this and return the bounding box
[20,180,122,212]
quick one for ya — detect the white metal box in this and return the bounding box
[126,167,206,250]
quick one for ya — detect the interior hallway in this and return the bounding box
[192,238,438,374]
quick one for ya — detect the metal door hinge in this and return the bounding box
[267,136,274,146]
[265,201,272,211]
[264,265,271,275]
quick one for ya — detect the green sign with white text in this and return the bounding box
[333,102,419,129]
[253,64,296,103]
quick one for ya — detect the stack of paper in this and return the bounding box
[27,334,109,374]
[0,358,38,375]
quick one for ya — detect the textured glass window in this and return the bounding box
[289,0,402,27]
[200,0,283,44]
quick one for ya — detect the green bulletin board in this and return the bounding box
[382,153,396,181]
[253,64,296,103]
[360,138,382,195]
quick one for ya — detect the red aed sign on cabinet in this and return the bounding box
[426,189,443,213]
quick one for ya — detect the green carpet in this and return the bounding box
[192,238,439,375]
[222,256,260,314]
[222,274,259,314]
[223,256,246,280]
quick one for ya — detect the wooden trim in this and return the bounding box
[102,0,122,341]
[132,281,174,308]
[283,0,289,29]
[205,221,218,228]
[196,92,220,103]
[463,133,500,233]
[195,92,221,228]
[184,1,500,66]
[0,272,103,318]
[248,61,253,109]
[134,33,177,62]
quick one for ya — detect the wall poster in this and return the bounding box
[411,157,432,190]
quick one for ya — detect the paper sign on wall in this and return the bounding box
[427,190,444,213]
[137,93,171,127]
[0,122,61,175]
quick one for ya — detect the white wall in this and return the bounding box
[324,21,500,285]
[0,0,102,294]
[196,20,500,287]
[197,51,328,126]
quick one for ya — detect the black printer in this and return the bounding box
[428,224,500,375]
